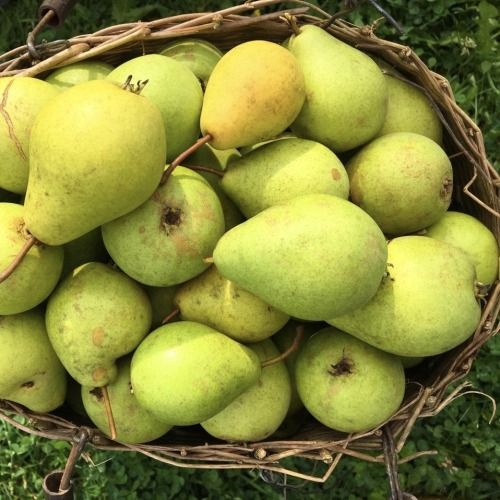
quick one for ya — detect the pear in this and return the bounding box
[348,132,453,235]
[424,211,499,284]
[221,138,349,218]
[0,203,63,315]
[45,60,113,91]
[295,327,405,433]
[328,236,481,357]
[82,357,172,444]
[238,133,295,156]
[45,262,152,387]
[130,321,261,425]
[200,40,305,150]
[106,54,203,161]
[288,25,387,152]
[24,79,166,246]
[174,266,289,343]
[0,77,59,194]
[145,285,179,328]
[213,194,387,320]
[0,309,67,413]
[101,166,225,287]
[201,339,291,442]
[160,38,222,87]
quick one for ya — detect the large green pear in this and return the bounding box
[0,77,59,193]
[130,321,261,426]
[201,339,291,442]
[82,357,172,444]
[288,25,387,152]
[328,236,481,357]
[0,309,67,413]
[101,166,225,287]
[45,60,113,91]
[221,138,349,218]
[348,132,453,235]
[424,211,499,284]
[295,327,405,433]
[46,262,152,387]
[24,79,166,246]
[213,194,388,320]
[106,54,203,161]
[200,40,305,150]
[0,203,63,315]
[174,266,289,343]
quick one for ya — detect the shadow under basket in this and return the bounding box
[1,0,499,488]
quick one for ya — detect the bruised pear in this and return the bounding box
[295,327,405,433]
[213,194,387,320]
[328,236,481,357]
[24,80,166,245]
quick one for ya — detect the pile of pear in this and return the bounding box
[0,24,498,445]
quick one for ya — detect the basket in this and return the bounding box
[1,0,499,491]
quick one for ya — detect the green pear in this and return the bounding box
[201,339,291,442]
[0,203,63,315]
[0,309,67,413]
[328,236,481,357]
[213,194,388,320]
[295,327,405,433]
[24,79,166,246]
[424,211,499,284]
[174,266,289,343]
[348,132,453,235]
[288,25,387,152]
[45,60,113,91]
[0,77,59,194]
[82,357,172,444]
[46,262,152,387]
[101,166,225,287]
[106,54,203,161]
[238,133,295,156]
[184,144,244,230]
[221,138,349,218]
[200,40,305,150]
[130,321,261,425]
[145,285,179,328]
[160,38,222,87]
[61,228,108,278]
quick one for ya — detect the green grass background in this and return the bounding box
[0,1,499,498]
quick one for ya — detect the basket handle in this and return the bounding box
[39,0,78,27]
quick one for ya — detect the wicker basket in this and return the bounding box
[0,0,499,488]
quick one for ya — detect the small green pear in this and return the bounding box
[82,357,172,444]
[174,266,289,343]
[328,236,481,357]
[46,262,152,387]
[348,132,453,235]
[424,211,499,284]
[200,40,305,150]
[0,77,59,194]
[221,138,349,218]
[213,194,388,320]
[0,309,67,413]
[101,166,225,287]
[106,54,203,161]
[145,285,179,328]
[288,25,387,152]
[24,79,166,245]
[295,327,405,433]
[45,60,113,91]
[130,321,261,426]
[0,203,63,315]
[201,339,291,442]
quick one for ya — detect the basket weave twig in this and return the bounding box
[1,0,499,484]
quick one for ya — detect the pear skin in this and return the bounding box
[45,61,113,91]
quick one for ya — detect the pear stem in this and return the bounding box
[261,325,304,368]
[101,386,117,440]
[0,233,37,284]
[161,307,180,325]
[203,256,214,264]
[160,134,213,185]
[185,165,225,177]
